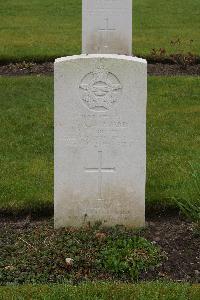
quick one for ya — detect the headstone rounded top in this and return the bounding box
[55,54,147,65]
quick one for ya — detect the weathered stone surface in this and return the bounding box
[82,0,132,55]
[54,54,147,228]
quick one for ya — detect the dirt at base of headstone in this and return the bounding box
[1,215,199,284]
[0,62,200,76]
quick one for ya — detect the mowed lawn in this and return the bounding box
[1,282,200,300]
[0,76,199,214]
[0,0,199,62]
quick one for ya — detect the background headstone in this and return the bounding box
[54,55,147,228]
[82,0,132,55]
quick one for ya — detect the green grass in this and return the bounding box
[146,77,200,214]
[0,0,199,62]
[175,162,200,221]
[0,76,199,215]
[0,282,200,300]
[0,76,53,214]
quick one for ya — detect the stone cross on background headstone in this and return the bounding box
[54,0,147,228]
[82,0,132,55]
[99,18,115,51]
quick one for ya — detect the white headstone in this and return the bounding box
[54,54,147,228]
[82,0,132,55]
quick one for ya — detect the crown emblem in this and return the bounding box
[79,64,122,112]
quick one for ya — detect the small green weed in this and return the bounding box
[174,162,200,222]
[99,237,163,280]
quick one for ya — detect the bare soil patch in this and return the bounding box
[0,62,199,77]
[1,215,199,285]
[144,216,200,282]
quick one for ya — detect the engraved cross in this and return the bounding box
[85,151,115,200]
[99,18,116,50]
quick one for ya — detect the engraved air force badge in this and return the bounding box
[79,64,122,112]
